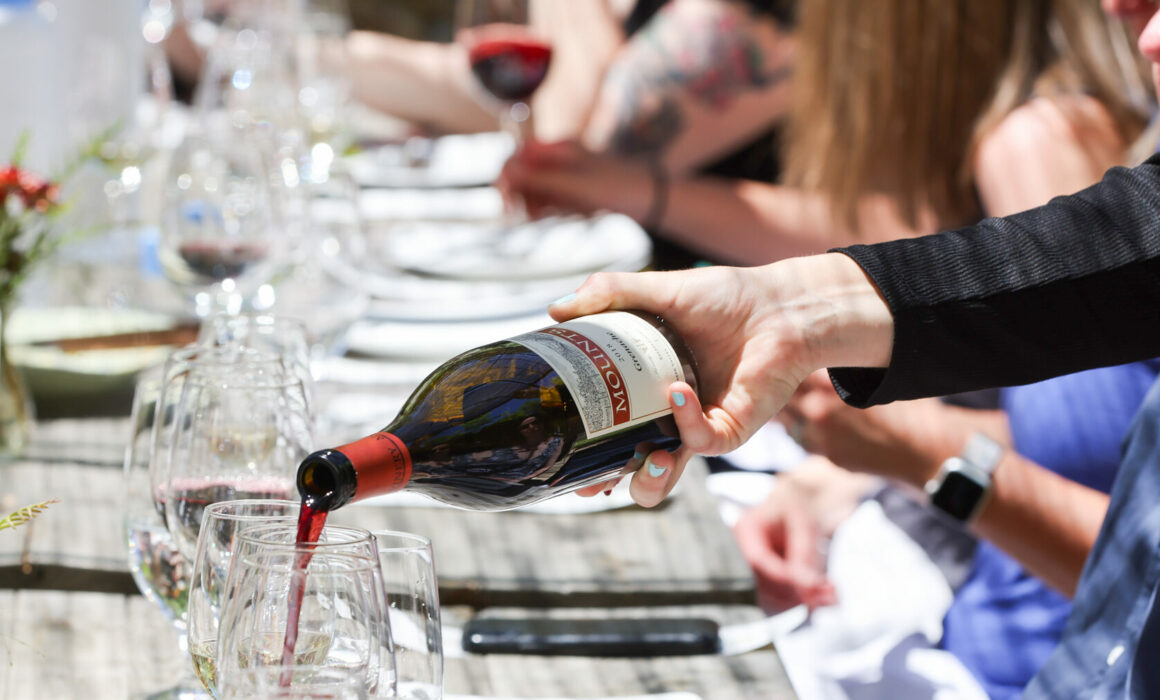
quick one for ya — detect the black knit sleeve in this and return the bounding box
[829,154,1160,407]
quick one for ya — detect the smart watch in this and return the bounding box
[925,432,1003,523]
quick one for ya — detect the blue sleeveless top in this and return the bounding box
[940,359,1160,699]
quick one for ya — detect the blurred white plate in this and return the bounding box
[385,214,651,282]
[358,187,504,222]
[346,132,513,189]
[345,311,554,361]
[347,213,651,322]
[8,307,181,397]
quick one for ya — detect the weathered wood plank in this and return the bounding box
[0,445,757,607]
[0,592,796,699]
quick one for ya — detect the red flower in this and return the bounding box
[0,166,59,212]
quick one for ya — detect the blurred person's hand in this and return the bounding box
[733,462,843,613]
[779,370,1008,489]
[498,139,655,221]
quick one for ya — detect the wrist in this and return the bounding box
[776,253,895,372]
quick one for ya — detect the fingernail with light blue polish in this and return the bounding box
[647,458,667,478]
[672,391,686,407]
[632,450,647,463]
[550,293,577,306]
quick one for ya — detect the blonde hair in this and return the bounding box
[781,0,1153,231]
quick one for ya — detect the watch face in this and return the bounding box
[931,470,986,521]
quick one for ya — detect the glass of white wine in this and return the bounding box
[186,499,301,695]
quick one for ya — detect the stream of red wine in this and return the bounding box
[279,497,329,685]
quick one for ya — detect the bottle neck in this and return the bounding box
[298,430,413,511]
[340,430,413,502]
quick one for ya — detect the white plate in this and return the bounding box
[7,306,182,397]
[385,214,652,282]
[346,132,513,189]
[345,312,554,361]
[346,213,651,322]
[358,187,505,222]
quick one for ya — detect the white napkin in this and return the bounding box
[347,132,513,189]
[766,501,989,700]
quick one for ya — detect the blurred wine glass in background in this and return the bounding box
[456,0,551,151]
[159,126,289,317]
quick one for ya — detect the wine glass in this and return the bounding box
[371,531,443,700]
[159,125,290,317]
[124,369,212,699]
[162,350,313,563]
[293,0,354,185]
[187,499,298,695]
[216,536,392,697]
[198,312,316,391]
[216,665,368,699]
[185,500,382,695]
[457,0,551,149]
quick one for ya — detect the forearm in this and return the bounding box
[529,0,625,142]
[582,0,793,171]
[345,31,496,134]
[973,453,1108,597]
[644,178,927,265]
[871,416,1101,597]
[832,156,1160,406]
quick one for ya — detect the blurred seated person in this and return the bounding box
[500,0,1153,266]
[745,358,1160,698]
[344,0,795,180]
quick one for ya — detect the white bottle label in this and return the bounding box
[512,311,686,439]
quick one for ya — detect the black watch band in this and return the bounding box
[925,433,1003,523]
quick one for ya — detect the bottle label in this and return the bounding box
[512,311,686,439]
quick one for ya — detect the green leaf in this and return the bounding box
[0,500,59,532]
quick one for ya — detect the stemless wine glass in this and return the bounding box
[216,664,368,700]
[216,539,392,697]
[186,502,390,698]
[187,499,301,695]
[163,351,314,563]
[371,531,443,700]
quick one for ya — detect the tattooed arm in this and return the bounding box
[582,0,794,175]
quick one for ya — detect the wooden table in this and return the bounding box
[0,419,756,608]
[0,415,796,699]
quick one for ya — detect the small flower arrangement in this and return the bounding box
[0,130,110,307]
[0,128,113,455]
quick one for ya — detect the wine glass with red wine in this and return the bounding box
[458,0,552,150]
[160,126,288,318]
[162,350,314,566]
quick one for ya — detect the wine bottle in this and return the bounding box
[297,311,698,511]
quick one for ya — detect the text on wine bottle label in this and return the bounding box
[512,312,686,439]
